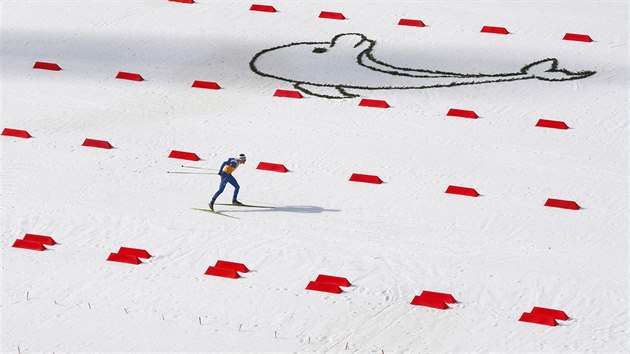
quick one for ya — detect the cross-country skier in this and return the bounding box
[209,154,246,211]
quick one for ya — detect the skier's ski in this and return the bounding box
[192,208,240,219]
[215,203,275,209]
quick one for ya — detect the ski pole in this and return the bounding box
[166,171,216,175]
[181,165,218,171]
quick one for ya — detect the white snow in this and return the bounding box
[2,1,628,352]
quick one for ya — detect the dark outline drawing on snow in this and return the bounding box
[249,33,596,99]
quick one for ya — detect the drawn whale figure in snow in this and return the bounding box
[249,33,596,99]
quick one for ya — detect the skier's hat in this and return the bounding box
[238,153,247,161]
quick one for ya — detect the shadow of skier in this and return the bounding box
[221,205,341,214]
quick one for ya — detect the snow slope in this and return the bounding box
[2,1,628,352]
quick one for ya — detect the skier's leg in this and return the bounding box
[227,176,240,202]
[211,175,229,207]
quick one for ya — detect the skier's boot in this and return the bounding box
[232,200,243,206]
[209,199,216,211]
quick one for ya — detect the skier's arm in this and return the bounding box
[218,161,228,175]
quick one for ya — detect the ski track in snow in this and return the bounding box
[2,1,629,353]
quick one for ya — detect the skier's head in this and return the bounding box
[238,153,247,163]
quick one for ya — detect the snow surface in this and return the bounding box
[2,1,629,352]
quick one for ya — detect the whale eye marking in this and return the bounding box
[312,47,328,54]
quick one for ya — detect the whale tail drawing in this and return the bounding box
[250,33,597,99]
[523,58,596,81]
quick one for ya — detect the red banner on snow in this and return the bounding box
[215,260,250,273]
[419,290,457,304]
[518,312,558,326]
[116,72,144,81]
[12,239,47,251]
[33,61,62,71]
[563,33,593,42]
[82,138,113,149]
[315,274,351,287]
[274,89,303,98]
[359,99,390,108]
[306,281,343,294]
[168,150,201,161]
[250,4,276,12]
[2,128,31,139]
[204,266,240,279]
[481,26,509,35]
[118,247,152,259]
[410,296,449,310]
[24,234,56,245]
[107,253,142,265]
[544,198,580,210]
[530,307,569,321]
[398,19,425,27]
[447,108,478,119]
[349,173,383,184]
[445,185,480,197]
[319,11,345,20]
[192,80,221,90]
[536,119,569,130]
[256,162,289,173]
